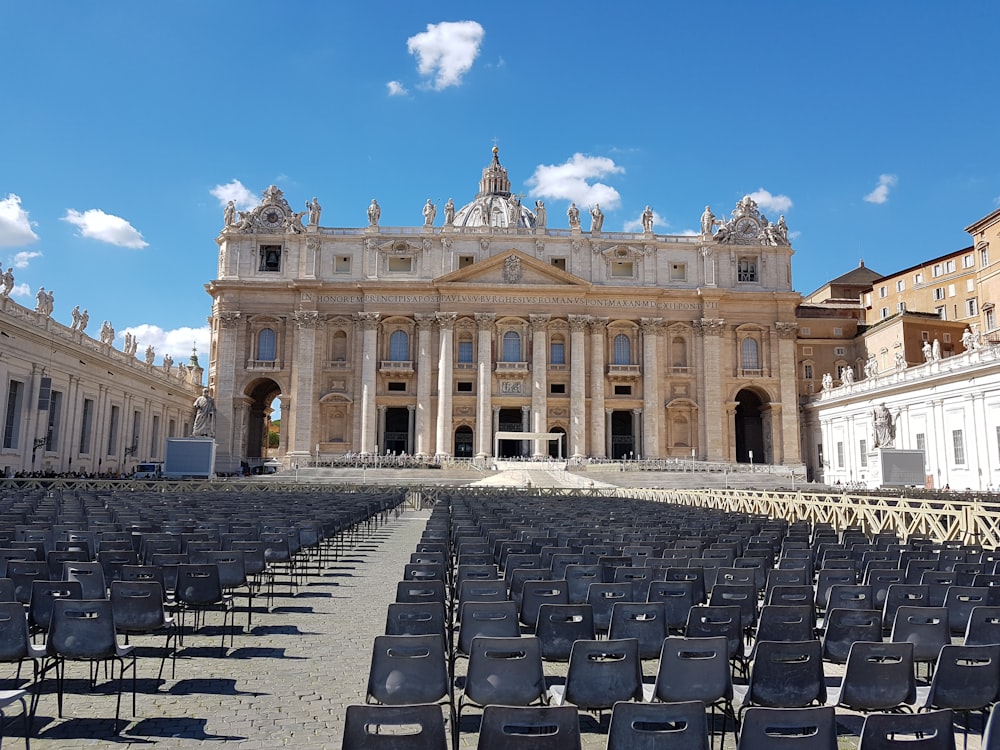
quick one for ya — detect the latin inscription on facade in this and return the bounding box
[300,292,711,311]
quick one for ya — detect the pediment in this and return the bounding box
[435,249,590,287]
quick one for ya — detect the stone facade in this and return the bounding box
[206,149,803,472]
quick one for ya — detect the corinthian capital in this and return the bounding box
[218,311,241,329]
[775,321,799,339]
[294,311,320,329]
[355,311,381,330]
[475,312,496,331]
[529,314,551,332]
[569,314,590,333]
[435,311,457,330]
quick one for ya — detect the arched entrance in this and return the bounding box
[454,426,473,458]
[610,411,635,459]
[734,388,766,463]
[245,378,282,462]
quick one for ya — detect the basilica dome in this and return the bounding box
[451,147,537,229]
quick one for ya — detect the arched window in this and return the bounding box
[257,328,277,361]
[389,330,409,361]
[613,333,631,365]
[741,337,760,370]
[502,331,521,362]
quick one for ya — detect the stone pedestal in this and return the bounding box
[865,448,925,489]
[164,437,217,479]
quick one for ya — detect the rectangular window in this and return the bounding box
[387,382,406,392]
[2,380,24,450]
[107,405,119,456]
[610,260,634,278]
[834,347,846,356]
[896,280,905,292]
[933,264,943,277]
[670,263,687,281]
[936,306,946,319]
[614,385,632,395]
[259,245,282,272]
[804,364,814,379]
[981,248,990,267]
[388,256,412,273]
[967,298,978,316]
[550,342,565,365]
[914,272,924,284]
[946,260,956,273]
[860,439,868,467]
[46,391,63,451]
[916,433,926,453]
[948,284,956,297]
[944,333,952,343]
[130,411,141,456]
[334,256,351,273]
[952,429,965,465]
[456,381,473,393]
[833,327,843,336]
[550,258,566,271]
[79,398,94,455]
[457,341,473,363]
[836,442,845,468]
[800,327,811,336]
[967,279,976,292]
[879,286,888,298]
[987,307,997,331]
[897,302,906,313]
[934,288,945,300]
[881,307,889,319]
[150,415,160,458]
[963,254,975,268]
[168,419,176,439]
[864,293,872,307]
[459,255,475,268]
[737,257,758,282]
[550,383,566,394]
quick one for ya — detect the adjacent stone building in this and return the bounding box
[206,148,803,473]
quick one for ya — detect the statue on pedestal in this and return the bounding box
[367,199,381,227]
[873,403,895,448]
[641,205,654,232]
[422,199,436,227]
[191,388,217,438]
[567,202,580,229]
[0,267,13,297]
[589,204,604,233]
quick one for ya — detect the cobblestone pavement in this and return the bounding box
[10,502,984,750]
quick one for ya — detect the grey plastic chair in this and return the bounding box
[737,706,837,750]
[535,603,595,662]
[858,709,956,750]
[607,699,709,750]
[830,640,916,712]
[476,704,581,750]
[343,703,448,750]
[110,579,177,681]
[548,638,642,720]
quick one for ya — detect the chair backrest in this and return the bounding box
[97,549,139,583]
[46,549,90,579]
[174,564,224,605]
[535,604,595,662]
[837,640,915,711]
[110,580,169,633]
[754,605,815,646]
[561,637,642,710]
[608,601,668,659]
[890,606,950,664]
[47,598,118,659]
[394,579,446,605]
[821,608,882,664]
[384,601,447,639]
[746,640,826,708]
[685,605,744,663]
[7,560,49,604]
[654,635,733,704]
[28,579,83,633]
[607,699,709,750]
[519,580,569,630]
[824,584,875,613]
[63,561,107,599]
[464,635,546,708]
[737,706,838,750]
[564,564,602,604]
[476,704,581,750]
[883,585,931,631]
[0,600,31,661]
[342,703,449,750]
[858,709,955,750]
[816,569,857,612]
[964,604,1000,646]
[709,583,758,632]
[942,585,990,635]
[457,600,520,656]
[586,582,634,633]
[206,550,248,590]
[924,643,1000,713]
[767,585,815,609]
[665,567,707,605]
[646,579,695,632]
[366,634,449,706]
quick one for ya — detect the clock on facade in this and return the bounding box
[260,207,285,229]
[734,217,759,241]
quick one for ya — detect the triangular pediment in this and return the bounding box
[435,249,590,287]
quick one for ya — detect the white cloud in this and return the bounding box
[386,80,408,96]
[10,282,30,299]
[0,194,40,248]
[526,153,625,209]
[210,179,257,210]
[623,208,667,233]
[119,323,211,366]
[10,250,41,268]
[407,21,484,90]
[864,174,898,204]
[62,209,148,249]
[748,188,793,215]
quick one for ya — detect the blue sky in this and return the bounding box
[2,1,999,367]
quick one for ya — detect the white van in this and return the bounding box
[132,462,162,479]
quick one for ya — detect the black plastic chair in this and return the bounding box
[110,580,177,681]
[455,601,520,659]
[963,604,1000,645]
[735,640,826,717]
[737,706,837,750]
[685,605,745,673]
[587,582,634,634]
[459,635,546,738]
[547,637,642,720]
[535,603,595,662]
[830,640,916,712]
[0,601,44,715]
[942,586,990,636]
[63,561,107,600]
[206,550,254,630]
[342,703,448,750]
[890,606,950,676]
[519,580,569,631]
[919,643,1000,746]
[476,704,581,750]
[607,699,709,750]
[608,601,668,660]
[174,564,235,652]
[858,709,955,750]
[821,608,882,664]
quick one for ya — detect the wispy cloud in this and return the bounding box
[10,250,41,268]
[119,323,211,366]
[407,21,484,90]
[864,174,898,204]
[526,154,624,209]
[62,209,148,249]
[210,179,257,210]
[623,208,667,233]
[386,80,408,96]
[0,194,40,248]
[748,188,793,215]
[10,283,30,299]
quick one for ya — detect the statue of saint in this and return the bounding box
[79,309,89,332]
[144,345,155,365]
[35,287,47,313]
[894,351,907,371]
[534,200,546,228]
[590,204,604,233]
[444,198,455,226]
[367,199,381,226]
[0,267,13,297]
[872,403,895,448]
[306,197,322,227]
[923,340,933,362]
[507,197,521,227]
[223,200,235,227]
[701,205,719,235]
[70,305,82,330]
[932,338,941,361]
[641,205,654,232]
[841,366,854,385]
[422,199,436,227]
[962,327,974,352]
[191,388,217,438]
[821,372,833,391]
[567,202,580,229]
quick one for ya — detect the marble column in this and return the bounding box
[632,409,642,458]
[434,313,456,458]
[521,405,531,457]
[407,405,415,455]
[605,408,613,458]
[414,314,434,458]
[640,318,662,458]
[214,310,242,469]
[775,322,802,464]
[569,315,588,459]
[356,312,380,455]
[377,405,387,455]
[291,311,320,458]
[589,318,608,458]
[530,314,550,457]
[475,313,495,459]
[698,318,726,461]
